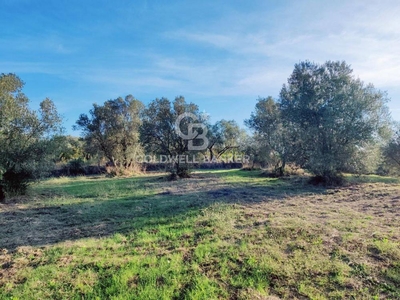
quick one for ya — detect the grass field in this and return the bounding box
[1,170,400,299]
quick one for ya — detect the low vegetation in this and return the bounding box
[1,170,399,299]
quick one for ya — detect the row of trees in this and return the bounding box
[74,96,246,177]
[0,73,246,199]
[1,60,399,199]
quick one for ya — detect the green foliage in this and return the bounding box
[206,119,247,161]
[140,96,201,177]
[67,158,86,176]
[240,134,272,169]
[247,61,391,182]
[381,123,400,175]
[279,61,391,180]
[246,96,296,175]
[75,95,144,170]
[56,136,88,162]
[0,73,62,198]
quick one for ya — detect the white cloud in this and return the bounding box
[5,0,400,124]
[165,0,400,96]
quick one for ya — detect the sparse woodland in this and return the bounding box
[0,61,396,198]
[1,61,400,299]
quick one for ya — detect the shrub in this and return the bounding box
[67,158,86,176]
[0,168,33,197]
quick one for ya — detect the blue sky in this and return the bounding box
[1,0,400,134]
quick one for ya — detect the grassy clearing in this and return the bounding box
[0,170,399,299]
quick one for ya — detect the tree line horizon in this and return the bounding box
[1,60,400,200]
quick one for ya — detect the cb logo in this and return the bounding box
[175,113,208,151]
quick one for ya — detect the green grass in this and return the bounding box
[1,170,399,299]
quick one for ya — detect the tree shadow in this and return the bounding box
[0,171,330,251]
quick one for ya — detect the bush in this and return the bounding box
[105,163,144,178]
[308,174,344,186]
[0,168,33,197]
[167,164,192,180]
[177,166,191,178]
[67,158,86,176]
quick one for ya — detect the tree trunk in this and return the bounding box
[275,159,286,177]
[209,148,214,161]
[0,184,5,202]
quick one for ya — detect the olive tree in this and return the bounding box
[140,96,203,177]
[246,96,300,176]
[382,122,400,175]
[0,73,62,199]
[279,61,391,183]
[75,95,144,171]
[206,119,246,161]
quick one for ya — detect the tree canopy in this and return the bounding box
[75,95,144,170]
[206,119,246,161]
[247,61,391,182]
[0,73,62,199]
[245,96,296,175]
[1,61,398,197]
[382,122,400,175]
[140,96,203,177]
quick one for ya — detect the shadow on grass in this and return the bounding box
[0,170,395,251]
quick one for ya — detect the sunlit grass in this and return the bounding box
[1,170,399,299]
